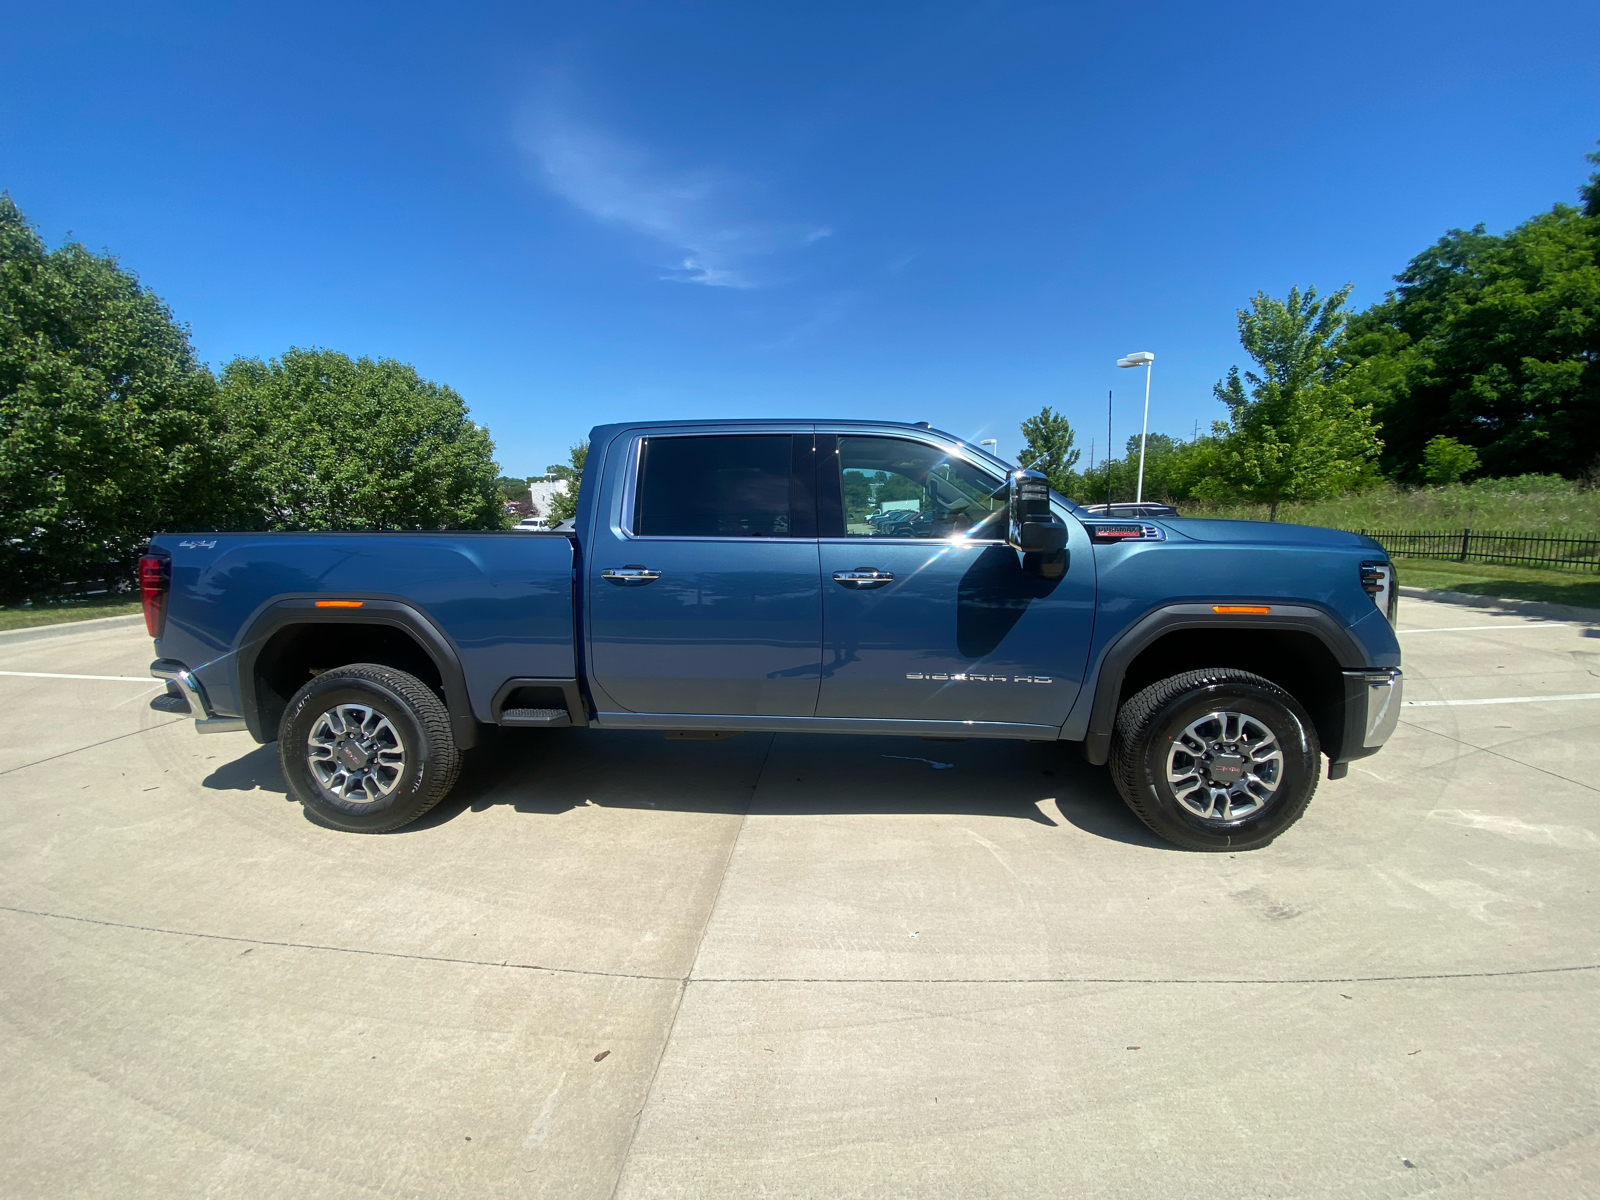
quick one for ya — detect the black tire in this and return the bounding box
[1109,668,1319,852]
[278,663,462,833]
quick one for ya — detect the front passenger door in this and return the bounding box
[815,432,1095,728]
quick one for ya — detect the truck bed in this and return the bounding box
[150,531,576,726]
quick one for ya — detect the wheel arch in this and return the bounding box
[235,597,479,749]
[1078,604,1364,765]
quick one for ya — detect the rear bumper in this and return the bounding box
[151,659,247,735]
[1329,668,1403,773]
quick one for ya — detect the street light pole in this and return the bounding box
[1116,351,1155,505]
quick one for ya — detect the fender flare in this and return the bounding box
[235,596,479,749]
[1074,602,1365,765]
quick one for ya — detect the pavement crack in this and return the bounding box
[686,964,1600,984]
[0,719,183,778]
[605,729,770,1200]
[1398,720,1600,792]
[0,904,678,981]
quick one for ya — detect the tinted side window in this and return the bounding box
[635,435,795,537]
[834,436,1005,539]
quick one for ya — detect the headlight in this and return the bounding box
[1360,560,1398,624]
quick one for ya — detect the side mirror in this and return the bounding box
[1007,470,1068,555]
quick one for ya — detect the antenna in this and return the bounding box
[1106,389,1114,508]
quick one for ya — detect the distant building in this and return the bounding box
[525,480,566,518]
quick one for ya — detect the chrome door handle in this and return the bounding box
[602,566,661,586]
[832,568,893,589]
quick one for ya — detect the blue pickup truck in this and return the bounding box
[141,419,1402,851]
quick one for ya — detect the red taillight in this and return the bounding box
[139,555,169,638]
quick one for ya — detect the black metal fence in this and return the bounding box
[1351,529,1600,574]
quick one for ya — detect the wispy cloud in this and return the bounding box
[758,292,856,350]
[518,87,829,288]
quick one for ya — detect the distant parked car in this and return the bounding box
[1082,502,1179,519]
[515,517,550,531]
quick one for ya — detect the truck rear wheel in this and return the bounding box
[278,664,462,833]
[1109,668,1319,852]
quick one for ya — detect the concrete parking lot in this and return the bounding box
[2,596,1598,1198]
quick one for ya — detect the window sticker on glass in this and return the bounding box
[836,437,1005,540]
[635,435,795,537]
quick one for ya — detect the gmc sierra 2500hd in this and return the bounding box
[142,419,1401,851]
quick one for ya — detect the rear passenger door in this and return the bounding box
[586,432,824,717]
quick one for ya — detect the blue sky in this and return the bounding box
[4,1,1598,474]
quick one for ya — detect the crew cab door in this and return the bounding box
[815,431,1094,728]
[586,431,823,716]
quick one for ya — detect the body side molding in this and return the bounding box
[592,712,1060,740]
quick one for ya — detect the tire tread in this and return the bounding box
[1109,667,1318,851]
[280,663,462,833]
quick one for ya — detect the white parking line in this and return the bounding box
[1404,693,1600,708]
[1399,623,1565,634]
[0,671,154,682]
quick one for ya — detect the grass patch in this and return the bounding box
[0,598,144,632]
[1393,557,1600,611]
[1185,477,1600,535]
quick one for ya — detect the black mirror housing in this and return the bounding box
[1007,469,1069,554]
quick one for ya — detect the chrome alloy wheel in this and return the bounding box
[306,704,406,805]
[1165,709,1284,822]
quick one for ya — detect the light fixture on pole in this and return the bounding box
[1116,351,1155,504]
[979,438,999,457]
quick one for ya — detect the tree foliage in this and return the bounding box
[496,476,533,518]
[216,348,506,531]
[1066,432,1214,507]
[1421,435,1479,486]
[1345,146,1600,480]
[545,440,588,523]
[0,195,226,602]
[1200,285,1382,520]
[1016,406,1081,493]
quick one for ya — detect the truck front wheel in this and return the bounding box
[1109,668,1319,852]
[278,664,462,833]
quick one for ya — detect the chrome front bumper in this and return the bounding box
[150,659,247,735]
[1330,668,1403,775]
[1355,668,1403,749]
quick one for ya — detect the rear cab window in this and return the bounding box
[632,434,815,538]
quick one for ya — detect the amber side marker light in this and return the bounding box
[315,600,364,608]
[1213,605,1271,614]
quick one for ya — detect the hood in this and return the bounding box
[1160,517,1382,551]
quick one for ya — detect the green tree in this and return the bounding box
[0,195,227,603]
[841,470,874,524]
[1421,435,1480,485]
[1017,406,1081,493]
[875,471,923,504]
[1202,285,1383,520]
[1068,432,1216,507]
[217,349,506,530]
[1345,145,1600,480]
[545,440,588,523]
[496,475,533,518]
